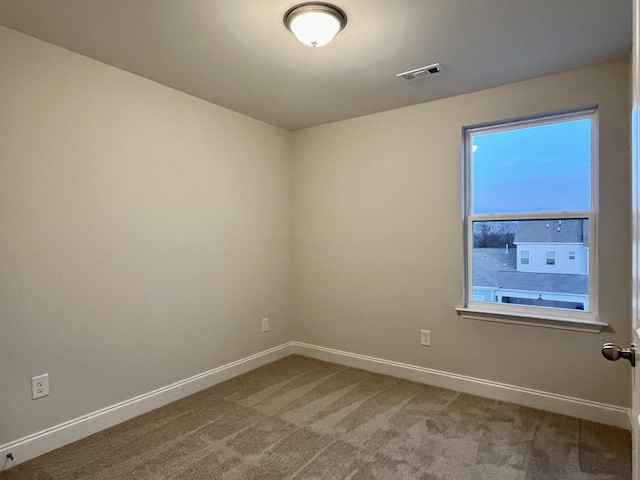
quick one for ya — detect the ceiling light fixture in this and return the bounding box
[284,2,347,48]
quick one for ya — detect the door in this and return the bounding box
[633,0,640,477]
[600,2,640,471]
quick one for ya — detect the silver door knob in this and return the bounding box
[601,343,636,367]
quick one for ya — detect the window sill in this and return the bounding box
[455,307,608,333]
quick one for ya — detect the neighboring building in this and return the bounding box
[472,219,589,310]
[513,219,588,275]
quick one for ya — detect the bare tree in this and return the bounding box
[473,221,516,248]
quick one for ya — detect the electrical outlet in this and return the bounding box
[32,374,49,400]
[420,330,431,346]
[262,317,269,332]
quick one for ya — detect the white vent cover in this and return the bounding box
[396,63,442,81]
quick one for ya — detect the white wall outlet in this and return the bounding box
[32,373,49,400]
[262,317,269,332]
[420,330,431,346]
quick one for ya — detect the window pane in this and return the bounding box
[546,251,555,265]
[471,118,591,214]
[471,219,589,311]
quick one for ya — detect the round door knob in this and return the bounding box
[602,343,636,367]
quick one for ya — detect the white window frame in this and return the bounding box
[456,107,606,333]
[546,251,556,266]
[521,250,530,265]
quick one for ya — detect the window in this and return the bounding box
[460,108,600,330]
[546,251,556,266]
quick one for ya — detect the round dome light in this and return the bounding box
[284,3,347,48]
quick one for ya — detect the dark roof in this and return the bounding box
[472,248,588,295]
[514,219,585,244]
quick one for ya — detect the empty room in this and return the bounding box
[0,1,637,479]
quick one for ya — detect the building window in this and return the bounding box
[462,108,597,324]
[546,251,556,265]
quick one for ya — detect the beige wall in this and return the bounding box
[0,24,632,449]
[0,26,293,444]
[292,58,631,407]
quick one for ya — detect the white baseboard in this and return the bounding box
[291,342,631,430]
[1,340,630,471]
[0,342,295,470]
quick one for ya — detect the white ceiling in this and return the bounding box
[0,0,632,131]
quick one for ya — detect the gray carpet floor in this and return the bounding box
[0,355,631,479]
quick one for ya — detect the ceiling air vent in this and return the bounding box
[396,63,442,81]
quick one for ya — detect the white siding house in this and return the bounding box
[514,220,588,275]
[472,219,589,310]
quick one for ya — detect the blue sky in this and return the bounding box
[471,118,592,215]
